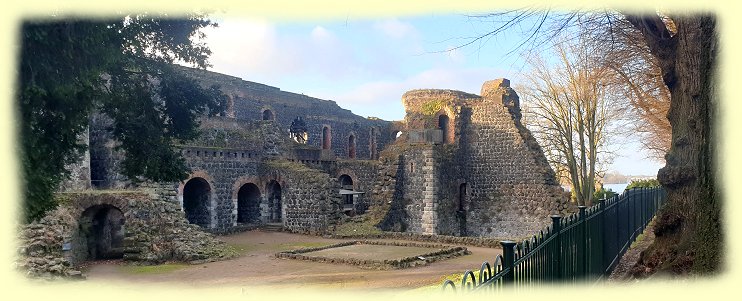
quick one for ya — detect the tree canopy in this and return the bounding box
[18,14,225,222]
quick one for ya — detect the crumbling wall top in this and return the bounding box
[481,78,521,121]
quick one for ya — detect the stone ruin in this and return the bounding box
[22,67,573,277]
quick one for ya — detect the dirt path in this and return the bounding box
[607,222,656,281]
[83,230,501,290]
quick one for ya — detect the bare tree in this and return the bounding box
[588,17,672,160]
[520,38,618,207]
[452,9,720,275]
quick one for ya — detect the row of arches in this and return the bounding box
[261,108,379,160]
[182,177,284,228]
[321,126,369,159]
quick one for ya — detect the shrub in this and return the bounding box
[626,178,660,189]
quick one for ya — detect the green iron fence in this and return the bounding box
[442,187,667,292]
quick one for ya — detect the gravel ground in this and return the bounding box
[82,230,501,290]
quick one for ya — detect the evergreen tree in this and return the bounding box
[18,14,224,222]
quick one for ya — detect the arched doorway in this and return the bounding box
[438,114,450,144]
[458,183,467,212]
[79,205,125,260]
[322,126,331,149]
[339,174,358,215]
[348,134,356,159]
[266,180,282,222]
[262,109,274,121]
[237,183,261,224]
[183,177,211,228]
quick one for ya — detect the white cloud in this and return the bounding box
[202,19,355,82]
[310,26,333,41]
[373,19,418,40]
[202,19,293,76]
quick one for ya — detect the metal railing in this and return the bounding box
[442,187,667,292]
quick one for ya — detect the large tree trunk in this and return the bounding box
[625,14,720,275]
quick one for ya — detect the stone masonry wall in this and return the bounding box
[17,191,235,279]
[390,146,435,234]
[432,144,463,236]
[461,80,571,238]
[177,66,394,160]
[258,160,343,234]
[180,151,261,230]
[333,160,379,214]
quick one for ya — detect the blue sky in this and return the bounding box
[200,13,664,177]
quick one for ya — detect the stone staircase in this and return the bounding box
[261,223,284,232]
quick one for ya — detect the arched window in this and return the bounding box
[348,134,356,159]
[438,114,450,144]
[322,126,331,149]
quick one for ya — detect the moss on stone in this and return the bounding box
[420,99,446,116]
[263,159,316,173]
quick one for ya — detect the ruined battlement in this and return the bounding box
[481,78,521,120]
[61,69,567,243]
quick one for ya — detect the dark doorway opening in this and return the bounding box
[237,183,261,224]
[458,182,467,212]
[339,175,354,205]
[79,205,125,260]
[457,182,467,236]
[266,180,282,222]
[438,114,450,144]
[183,177,211,228]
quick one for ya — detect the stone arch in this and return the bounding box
[266,180,283,223]
[338,174,355,207]
[182,177,213,228]
[435,107,456,144]
[237,183,261,224]
[335,169,359,190]
[338,174,354,189]
[322,125,332,150]
[262,108,275,121]
[347,133,357,159]
[79,204,125,260]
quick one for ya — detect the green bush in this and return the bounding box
[626,178,660,189]
[593,187,617,202]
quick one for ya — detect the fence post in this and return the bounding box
[598,199,606,277]
[551,215,562,281]
[641,187,646,231]
[501,240,516,285]
[578,206,587,279]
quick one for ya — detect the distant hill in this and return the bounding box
[603,171,656,184]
